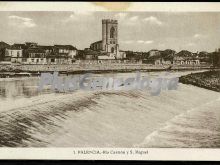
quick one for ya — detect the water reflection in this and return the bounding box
[0,78,40,99]
[0,76,78,100]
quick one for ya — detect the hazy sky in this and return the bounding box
[0,11,220,52]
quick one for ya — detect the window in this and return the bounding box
[110,27,115,38]
[51,59,55,62]
[111,47,114,53]
[35,54,41,58]
[17,51,20,57]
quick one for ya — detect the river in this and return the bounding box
[0,70,219,147]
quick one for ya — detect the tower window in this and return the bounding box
[110,27,115,38]
[111,47,114,53]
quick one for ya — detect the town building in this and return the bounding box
[5,44,23,63]
[173,50,200,65]
[3,42,78,64]
[83,48,99,60]
[149,50,161,57]
[173,56,200,65]
[144,55,162,65]
[39,46,54,56]
[118,51,126,59]
[53,45,77,64]
[25,47,46,64]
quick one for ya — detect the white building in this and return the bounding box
[5,45,23,63]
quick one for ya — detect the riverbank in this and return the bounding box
[179,70,220,92]
[0,63,212,78]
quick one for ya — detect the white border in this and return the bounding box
[0,2,220,12]
[0,2,220,160]
[0,148,220,160]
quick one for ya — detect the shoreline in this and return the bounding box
[0,64,213,78]
[179,70,220,92]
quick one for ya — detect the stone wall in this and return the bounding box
[0,63,212,73]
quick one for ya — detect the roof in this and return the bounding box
[8,45,22,50]
[27,48,45,53]
[0,41,10,49]
[90,40,102,45]
[38,45,54,50]
[54,45,77,50]
[83,49,100,55]
[25,42,37,45]
[10,44,27,50]
[14,43,26,47]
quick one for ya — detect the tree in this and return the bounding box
[0,41,10,61]
[211,51,220,67]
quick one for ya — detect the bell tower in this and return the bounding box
[102,19,119,58]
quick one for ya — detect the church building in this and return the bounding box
[90,19,121,60]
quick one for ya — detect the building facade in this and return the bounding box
[5,45,23,63]
[173,56,200,65]
[3,43,78,64]
[101,19,119,57]
[25,47,47,64]
[53,45,77,64]
[90,19,120,60]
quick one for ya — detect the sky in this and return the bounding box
[0,11,220,53]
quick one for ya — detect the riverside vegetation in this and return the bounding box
[179,70,220,92]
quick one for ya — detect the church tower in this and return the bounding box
[102,19,119,58]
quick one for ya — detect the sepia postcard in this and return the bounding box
[0,2,220,160]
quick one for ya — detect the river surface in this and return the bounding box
[0,70,219,147]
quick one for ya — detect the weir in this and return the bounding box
[37,71,179,96]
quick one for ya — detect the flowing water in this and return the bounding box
[0,71,219,147]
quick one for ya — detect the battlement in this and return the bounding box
[102,19,118,24]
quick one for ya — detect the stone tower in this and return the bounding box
[102,19,119,58]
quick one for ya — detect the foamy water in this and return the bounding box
[0,71,219,147]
